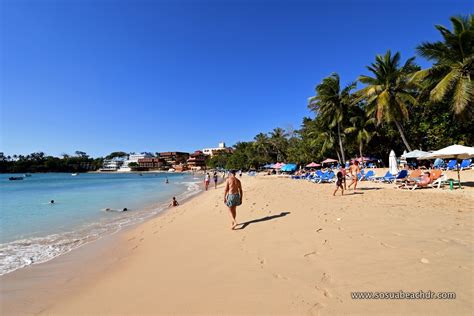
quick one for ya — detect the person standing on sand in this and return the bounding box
[333,168,344,196]
[348,160,360,191]
[213,172,218,189]
[340,165,347,190]
[204,173,210,191]
[224,170,243,230]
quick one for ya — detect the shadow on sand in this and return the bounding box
[235,212,291,230]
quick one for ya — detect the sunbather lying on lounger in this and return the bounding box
[399,171,432,190]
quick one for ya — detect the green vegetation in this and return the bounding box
[0,152,103,173]
[207,15,473,170]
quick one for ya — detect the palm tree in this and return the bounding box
[309,73,355,164]
[269,128,288,162]
[344,109,376,159]
[357,50,418,151]
[253,133,271,161]
[413,15,473,117]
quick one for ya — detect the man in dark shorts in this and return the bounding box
[224,170,243,230]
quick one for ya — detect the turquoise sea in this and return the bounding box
[0,172,202,275]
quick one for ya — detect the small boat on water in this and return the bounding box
[71,173,78,176]
[24,173,32,177]
[9,176,24,181]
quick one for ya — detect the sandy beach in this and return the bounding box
[1,169,473,315]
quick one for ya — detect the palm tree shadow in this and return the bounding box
[234,212,291,230]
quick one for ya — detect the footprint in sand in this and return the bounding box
[139,238,144,242]
[320,272,332,284]
[379,242,395,248]
[303,251,317,258]
[273,273,288,280]
[127,237,136,242]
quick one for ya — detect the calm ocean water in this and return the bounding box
[0,172,202,275]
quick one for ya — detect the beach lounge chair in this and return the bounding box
[320,171,335,183]
[408,169,422,181]
[372,171,393,182]
[392,170,409,184]
[433,158,445,169]
[460,159,471,170]
[445,159,457,170]
[428,170,447,189]
[361,170,375,180]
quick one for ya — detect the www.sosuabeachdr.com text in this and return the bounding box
[351,290,456,300]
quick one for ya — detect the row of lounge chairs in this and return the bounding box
[434,159,472,170]
[292,167,454,191]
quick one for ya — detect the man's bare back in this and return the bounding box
[225,176,242,196]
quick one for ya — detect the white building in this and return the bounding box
[118,152,154,172]
[202,142,233,157]
[100,157,126,171]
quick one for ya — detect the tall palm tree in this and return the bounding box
[253,133,271,159]
[413,15,473,117]
[309,73,355,163]
[357,50,418,151]
[269,128,288,161]
[344,111,376,159]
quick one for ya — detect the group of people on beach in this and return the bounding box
[333,160,360,196]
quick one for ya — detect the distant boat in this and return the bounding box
[24,173,32,177]
[71,173,78,176]
[9,177,24,181]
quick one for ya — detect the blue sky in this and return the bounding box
[1,0,471,157]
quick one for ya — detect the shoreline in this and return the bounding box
[0,172,208,276]
[2,170,473,315]
[0,177,216,314]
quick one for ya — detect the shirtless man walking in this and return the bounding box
[224,170,243,230]
[347,160,360,191]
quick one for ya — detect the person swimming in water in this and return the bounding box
[50,200,55,204]
[169,197,179,207]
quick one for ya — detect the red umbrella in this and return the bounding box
[321,158,338,164]
[306,162,321,167]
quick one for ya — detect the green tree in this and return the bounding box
[357,50,419,151]
[309,73,355,163]
[413,15,474,117]
[344,106,376,159]
[269,128,289,162]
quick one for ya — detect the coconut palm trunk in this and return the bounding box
[394,120,412,151]
[337,122,345,163]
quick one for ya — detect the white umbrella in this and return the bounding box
[418,144,474,186]
[402,149,430,159]
[418,145,474,160]
[389,150,398,175]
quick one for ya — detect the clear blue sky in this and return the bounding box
[1,0,471,157]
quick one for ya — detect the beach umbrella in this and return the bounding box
[273,162,285,169]
[306,162,320,168]
[281,163,297,172]
[321,158,338,164]
[418,144,474,186]
[389,150,398,175]
[263,163,274,169]
[401,149,430,159]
